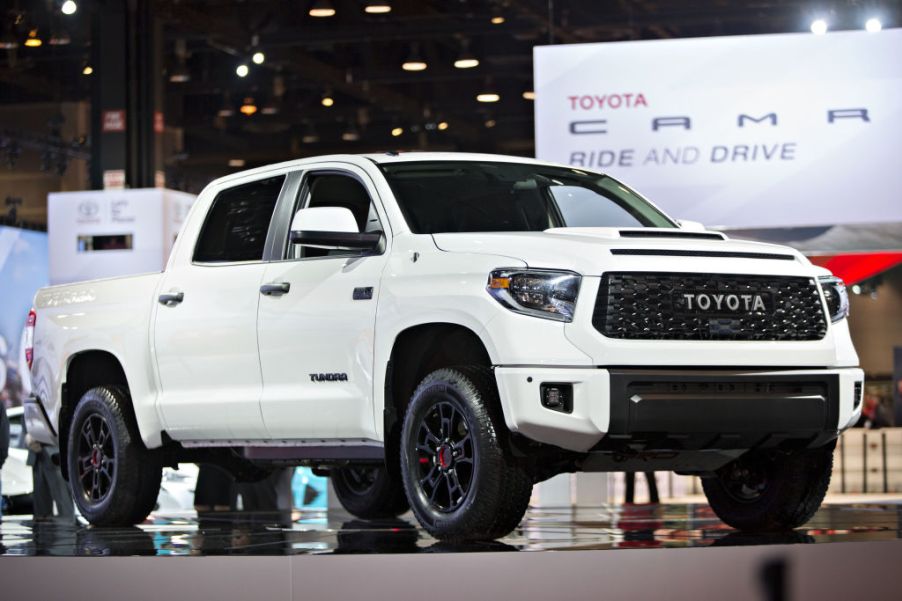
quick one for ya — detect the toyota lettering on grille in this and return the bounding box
[677,292,772,314]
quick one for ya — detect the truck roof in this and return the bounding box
[206,152,584,189]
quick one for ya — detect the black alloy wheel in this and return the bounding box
[331,464,409,519]
[702,440,836,532]
[75,413,116,504]
[67,386,162,526]
[412,400,475,513]
[400,367,533,541]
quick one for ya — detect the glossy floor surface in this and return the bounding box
[2,502,901,556]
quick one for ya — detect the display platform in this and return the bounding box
[1,503,901,600]
[1,501,901,555]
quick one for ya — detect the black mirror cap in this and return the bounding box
[290,230,383,250]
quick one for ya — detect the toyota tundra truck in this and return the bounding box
[23,153,862,540]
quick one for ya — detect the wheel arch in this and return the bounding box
[59,350,134,479]
[382,322,495,478]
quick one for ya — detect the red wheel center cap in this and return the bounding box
[438,445,453,470]
[91,448,101,468]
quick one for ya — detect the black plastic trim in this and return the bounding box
[290,230,383,249]
[619,230,725,240]
[604,369,840,450]
[610,249,796,261]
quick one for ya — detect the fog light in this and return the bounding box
[541,383,573,413]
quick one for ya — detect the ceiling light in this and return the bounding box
[228,159,246,168]
[477,93,500,103]
[402,60,427,72]
[0,31,18,49]
[810,19,828,35]
[522,90,535,100]
[865,18,882,33]
[309,1,336,17]
[61,1,78,15]
[240,97,257,116]
[484,119,496,128]
[169,62,190,82]
[437,121,449,131]
[236,64,249,77]
[82,64,93,76]
[321,95,334,107]
[252,51,265,64]
[364,2,392,14]
[391,127,403,137]
[24,29,42,47]
[490,16,505,25]
[49,28,71,46]
[402,45,427,71]
[454,56,479,69]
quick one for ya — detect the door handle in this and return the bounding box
[158,292,184,306]
[260,282,291,296]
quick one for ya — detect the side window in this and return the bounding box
[194,175,285,263]
[287,173,383,260]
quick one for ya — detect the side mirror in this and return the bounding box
[289,207,382,250]
[676,219,706,232]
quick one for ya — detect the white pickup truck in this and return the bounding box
[24,153,862,540]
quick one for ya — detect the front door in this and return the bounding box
[257,168,389,441]
[154,174,285,440]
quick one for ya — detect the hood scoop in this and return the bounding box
[618,229,726,241]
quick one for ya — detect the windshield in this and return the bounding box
[379,160,676,234]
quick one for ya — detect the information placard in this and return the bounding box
[534,30,902,227]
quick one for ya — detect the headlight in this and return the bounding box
[487,269,581,322]
[818,275,849,323]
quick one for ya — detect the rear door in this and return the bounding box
[153,175,286,440]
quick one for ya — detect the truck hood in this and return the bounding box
[432,227,814,276]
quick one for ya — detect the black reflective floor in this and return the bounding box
[2,503,901,556]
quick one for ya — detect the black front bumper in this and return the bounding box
[599,369,840,451]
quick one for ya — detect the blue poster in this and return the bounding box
[0,226,48,407]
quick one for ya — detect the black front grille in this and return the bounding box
[593,272,828,341]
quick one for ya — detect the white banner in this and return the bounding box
[534,29,902,228]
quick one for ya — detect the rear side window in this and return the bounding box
[194,176,285,262]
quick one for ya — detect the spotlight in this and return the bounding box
[252,51,265,64]
[228,159,246,168]
[865,18,882,33]
[810,19,828,35]
[61,1,77,15]
[437,121,449,131]
[477,93,500,103]
[491,16,505,25]
[24,29,42,47]
[391,127,403,137]
[82,64,93,76]
[484,119,496,128]
[321,95,334,107]
[522,90,536,100]
[364,2,391,14]
[240,97,257,116]
[342,129,360,142]
[236,64,249,77]
[309,1,336,18]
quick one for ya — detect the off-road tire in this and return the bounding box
[702,440,836,532]
[332,465,409,519]
[400,366,532,541]
[67,386,162,526]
